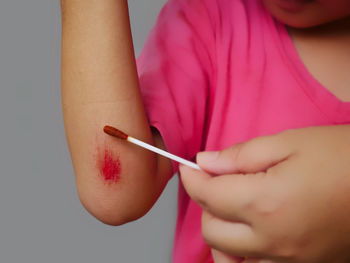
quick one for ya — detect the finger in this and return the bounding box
[180,165,264,221]
[197,133,292,175]
[202,211,266,258]
[212,249,244,263]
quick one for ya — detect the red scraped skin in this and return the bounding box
[98,148,121,183]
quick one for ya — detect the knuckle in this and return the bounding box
[196,195,210,210]
[255,197,282,218]
[201,212,217,247]
[226,143,244,171]
[235,176,261,213]
[240,192,257,213]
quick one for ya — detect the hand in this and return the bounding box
[180,125,350,263]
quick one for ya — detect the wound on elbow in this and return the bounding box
[97,147,121,184]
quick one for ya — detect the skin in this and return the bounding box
[60,0,350,261]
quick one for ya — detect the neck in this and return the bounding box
[288,16,350,40]
[287,16,350,102]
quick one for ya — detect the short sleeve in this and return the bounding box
[137,0,216,172]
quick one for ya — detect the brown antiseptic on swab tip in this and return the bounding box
[103,125,200,170]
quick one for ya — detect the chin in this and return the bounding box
[274,16,327,29]
[262,0,350,28]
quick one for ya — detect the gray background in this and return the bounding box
[0,0,178,262]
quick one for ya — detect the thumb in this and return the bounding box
[197,133,292,175]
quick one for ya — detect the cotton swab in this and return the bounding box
[103,125,201,170]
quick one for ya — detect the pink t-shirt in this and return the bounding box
[136,0,350,262]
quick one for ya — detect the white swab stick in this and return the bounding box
[127,137,201,170]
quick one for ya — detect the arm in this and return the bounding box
[60,0,172,225]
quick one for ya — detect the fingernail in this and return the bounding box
[197,151,219,163]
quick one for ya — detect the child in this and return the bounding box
[60,0,350,262]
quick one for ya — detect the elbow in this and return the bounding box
[89,203,149,226]
[77,183,156,226]
[81,194,152,226]
[73,147,163,226]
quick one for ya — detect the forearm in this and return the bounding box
[60,0,171,225]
